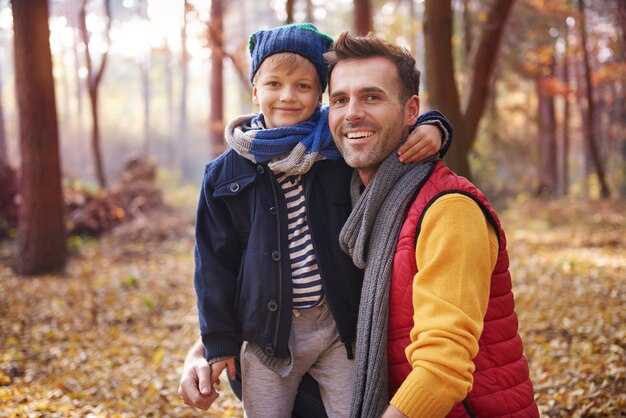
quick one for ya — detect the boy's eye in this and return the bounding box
[266,81,280,87]
[297,83,312,89]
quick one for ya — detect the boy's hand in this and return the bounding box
[398,123,442,163]
[210,358,237,387]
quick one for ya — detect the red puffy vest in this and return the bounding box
[388,162,539,417]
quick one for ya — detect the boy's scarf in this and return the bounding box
[340,147,436,418]
[224,106,341,175]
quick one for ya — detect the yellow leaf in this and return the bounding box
[151,348,165,365]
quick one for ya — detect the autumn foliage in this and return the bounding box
[0,197,624,417]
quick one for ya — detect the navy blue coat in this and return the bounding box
[195,152,363,361]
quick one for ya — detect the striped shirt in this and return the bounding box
[276,172,324,308]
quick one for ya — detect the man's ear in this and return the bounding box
[404,95,420,126]
[252,85,259,105]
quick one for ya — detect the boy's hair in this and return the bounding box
[249,23,333,92]
[251,53,319,89]
[324,31,421,103]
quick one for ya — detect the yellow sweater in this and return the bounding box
[389,193,499,418]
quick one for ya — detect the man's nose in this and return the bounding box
[345,99,364,122]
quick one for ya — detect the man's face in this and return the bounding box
[328,56,419,181]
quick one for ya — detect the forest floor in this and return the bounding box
[0,197,625,417]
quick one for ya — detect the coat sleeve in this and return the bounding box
[194,165,243,362]
[414,110,454,159]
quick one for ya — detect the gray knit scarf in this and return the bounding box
[224,110,340,175]
[340,148,436,418]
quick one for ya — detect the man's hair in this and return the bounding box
[324,31,421,103]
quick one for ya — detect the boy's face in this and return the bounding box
[252,57,322,129]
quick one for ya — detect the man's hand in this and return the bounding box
[382,405,409,418]
[178,339,218,410]
[398,123,442,163]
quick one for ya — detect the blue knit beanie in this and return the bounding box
[249,23,333,92]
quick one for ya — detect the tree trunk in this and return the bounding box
[141,59,151,158]
[165,46,174,168]
[423,0,469,176]
[138,0,151,158]
[424,0,515,180]
[286,0,294,24]
[179,0,190,177]
[306,0,314,23]
[0,68,7,166]
[79,0,111,188]
[561,26,571,196]
[354,0,373,35]
[11,0,67,275]
[537,63,557,197]
[461,0,515,152]
[462,0,473,56]
[209,0,225,158]
[577,0,610,198]
[618,0,626,52]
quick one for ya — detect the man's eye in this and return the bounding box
[331,97,347,106]
[365,95,380,101]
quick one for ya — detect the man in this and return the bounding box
[180,32,538,418]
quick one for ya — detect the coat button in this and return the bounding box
[265,346,275,356]
[271,251,280,261]
[269,206,277,215]
[257,165,264,174]
[229,182,240,193]
[267,300,278,311]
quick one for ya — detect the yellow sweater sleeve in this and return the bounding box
[390,193,498,418]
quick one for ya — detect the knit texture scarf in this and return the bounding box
[340,148,436,418]
[224,106,341,175]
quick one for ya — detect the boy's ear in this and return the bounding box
[404,95,420,126]
[252,85,259,105]
[317,93,323,107]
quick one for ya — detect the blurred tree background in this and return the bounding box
[0,0,624,416]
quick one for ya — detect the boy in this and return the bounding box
[193,23,452,417]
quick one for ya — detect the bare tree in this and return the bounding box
[208,0,225,158]
[286,0,295,24]
[0,68,7,166]
[424,0,515,179]
[354,0,373,35]
[79,0,111,188]
[537,54,558,197]
[306,0,314,23]
[11,0,66,275]
[179,0,190,176]
[577,0,610,198]
[137,0,151,158]
[560,24,572,196]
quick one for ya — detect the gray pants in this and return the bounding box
[241,300,354,418]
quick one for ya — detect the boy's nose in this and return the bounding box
[280,87,296,101]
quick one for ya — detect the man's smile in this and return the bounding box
[346,131,374,139]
